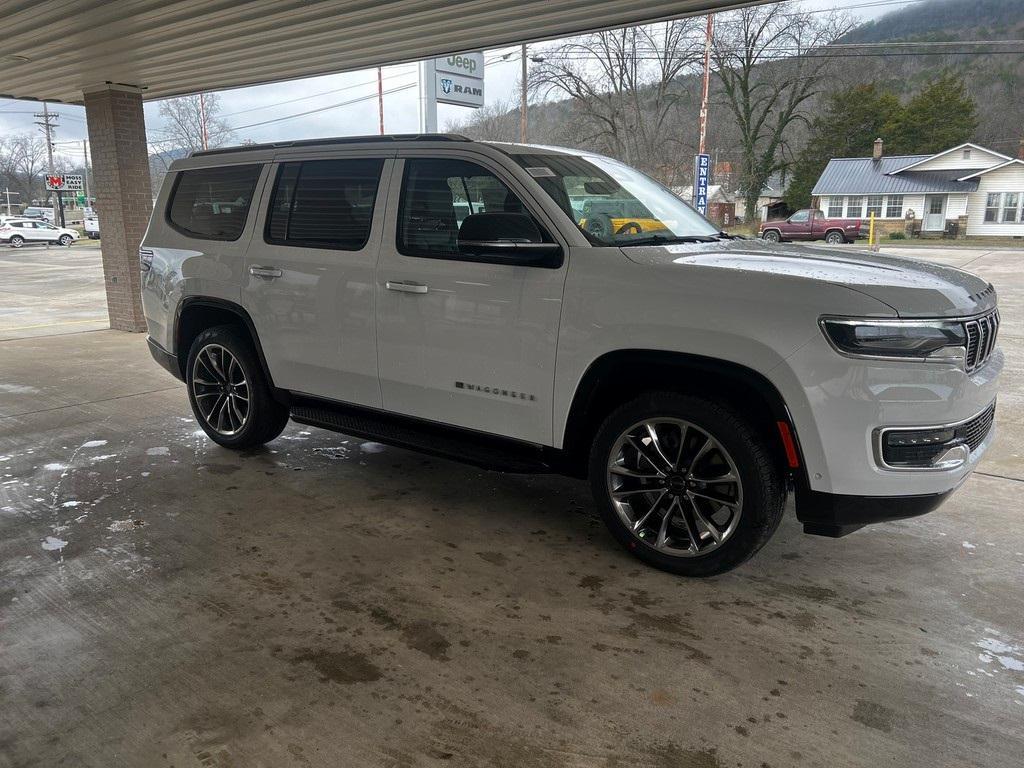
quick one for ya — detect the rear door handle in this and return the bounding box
[250,266,282,279]
[385,280,429,294]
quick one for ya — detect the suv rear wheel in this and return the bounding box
[186,325,289,448]
[589,392,785,576]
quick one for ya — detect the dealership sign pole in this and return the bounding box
[421,51,485,132]
[693,153,711,217]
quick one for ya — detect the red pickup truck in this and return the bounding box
[759,208,866,245]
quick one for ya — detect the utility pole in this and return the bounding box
[520,42,528,143]
[2,188,19,216]
[377,67,385,135]
[697,14,714,156]
[34,102,65,226]
[199,93,209,151]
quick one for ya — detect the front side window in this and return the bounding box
[167,164,262,240]
[866,195,883,218]
[265,158,384,250]
[397,158,536,259]
[984,193,1000,223]
[886,195,903,218]
[513,152,719,245]
[846,196,863,218]
[1002,193,1019,223]
[789,210,809,223]
[827,197,844,217]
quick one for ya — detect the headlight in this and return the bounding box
[820,318,966,362]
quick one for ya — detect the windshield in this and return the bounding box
[513,152,720,245]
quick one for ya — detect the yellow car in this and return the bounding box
[579,213,671,238]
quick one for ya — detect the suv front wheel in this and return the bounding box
[589,392,785,576]
[186,325,290,448]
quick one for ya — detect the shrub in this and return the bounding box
[888,231,906,240]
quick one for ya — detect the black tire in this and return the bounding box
[186,325,290,449]
[59,234,73,246]
[586,213,614,239]
[824,231,845,245]
[588,392,785,577]
[9,235,24,248]
[761,229,781,243]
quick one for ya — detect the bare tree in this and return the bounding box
[529,21,705,183]
[0,134,49,207]
[444,98,520,142]
[150,94,235,193]
[712,3,853,221]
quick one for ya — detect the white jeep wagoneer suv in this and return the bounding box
[141,135,1001,576]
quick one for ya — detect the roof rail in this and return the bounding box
[190,133,473,157]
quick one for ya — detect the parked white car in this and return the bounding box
[140,135,1001,576]
[84,214,100,239]
[0,218,79,247]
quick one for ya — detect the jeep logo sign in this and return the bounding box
[435,51,484,79]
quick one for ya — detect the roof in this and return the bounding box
[957,159,1024,181]
[812,156,980,195]
[191,133,471,157]
[889,143,1011,173]
[0,0,766,103]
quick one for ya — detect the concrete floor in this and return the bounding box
[1,247,1023,767]
[0,244,107,342]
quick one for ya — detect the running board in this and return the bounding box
[290,397,557,474]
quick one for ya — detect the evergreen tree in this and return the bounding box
[884,74,979,154]
[784,83,902,210]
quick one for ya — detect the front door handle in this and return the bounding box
[250,265,282,279]
[385,280,429,294]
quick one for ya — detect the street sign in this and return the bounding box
[692,154,711,216]
[45,174,84,191]
[434,51,484,108]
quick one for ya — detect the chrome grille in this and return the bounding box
[964,310,999,372]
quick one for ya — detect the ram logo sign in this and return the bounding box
[433,51,484,109]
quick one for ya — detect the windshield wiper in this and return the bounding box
[619,233,722,246]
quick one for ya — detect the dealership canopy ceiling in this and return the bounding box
[1,0,765,103]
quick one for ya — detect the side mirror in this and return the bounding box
[457,212,562,268]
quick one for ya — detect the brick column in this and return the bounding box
[83,84,152,332]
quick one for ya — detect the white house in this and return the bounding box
[811,140,1024,238]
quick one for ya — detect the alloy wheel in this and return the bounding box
[191,344,250,436]
[606,418,743,557]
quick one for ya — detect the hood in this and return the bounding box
[621,239,995,318]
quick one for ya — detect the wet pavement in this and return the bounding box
[1,247,1022,767]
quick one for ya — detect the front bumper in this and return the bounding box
[796,487,955,537]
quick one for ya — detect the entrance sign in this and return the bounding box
[46,174,84,191]
[692,154,710,216]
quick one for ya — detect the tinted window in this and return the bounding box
[397,158,528,258]
[265,159,383,250]
[167,164,262,241]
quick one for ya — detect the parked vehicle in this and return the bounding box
[0,218,78,247]
[22,206,55,223]
[760,208,866,244]
[84,214,100,239]
[141,135,1001,576]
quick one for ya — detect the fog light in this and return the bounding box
[880,426,962,468]
[886,428,955,447]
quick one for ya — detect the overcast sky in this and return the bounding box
[0,0,914,165]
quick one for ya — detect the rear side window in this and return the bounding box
[167,164,262,241]
[265,158,384,250]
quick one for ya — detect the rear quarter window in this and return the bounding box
[167,164,263,241]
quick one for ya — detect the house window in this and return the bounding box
[827,197,843,217]
[885,195,903,218]
[984,193,1000,223]
[962,148,972,160]
[866,195,883,218]
[846,196,863,218]
[1002,193,1020,223]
